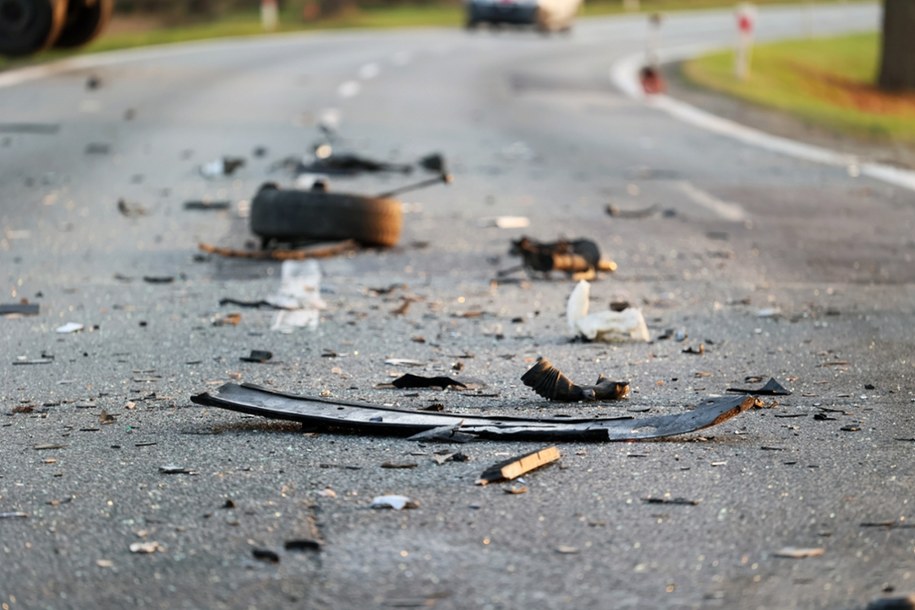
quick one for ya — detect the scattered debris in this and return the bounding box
[477,446,560,485]
[504,236,617,279]
[488,216,530,229]
[117,198,147,218]
[99,410,116,424]
[772,547,825,559]
[218,298,282,310]
[212,313,242,327]
[866,594,915,610]
[240,350,273,363]
[284,539,322,552]
[200,157,246,179]
[371,495,419,510]
[682,344,705,355]
[727,378,791,396]
[158,465,193,475]
[860,520,914,530]
[606,203,673,218]
[13,357,53,366]
[391,374,467,391]
[555,545,580,554]
[34,443,66,450]
[521,358,630,402]
[199,240,356,261]
[0,512,28,520]
[184,200,231,211]
[384,358,424,367]
[192,383,757,442]
[407,426,478,444]
[56,322,84,334]
[85,143,110,155]
[504,484,528,495]
[267,260,325,332]
[251,548,280,563]
[756,307,782,319]
[1,302,39,316]
[567,281,650,342]
[641,497,700,506]
[129,541,165,554]
[143,276,175,284]
[381,461,418,469]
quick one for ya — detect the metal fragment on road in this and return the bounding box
[191,383,756,442]
[866,595,915,610]
[727,377,791,396]
[521,358,630,402]
[0,303,39,316]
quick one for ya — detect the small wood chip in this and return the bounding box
[773,547,825,559]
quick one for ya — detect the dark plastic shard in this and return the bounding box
[391,374,467,390]
[521,358,630,402]
[190,383,755,442]
[727,377,791,396]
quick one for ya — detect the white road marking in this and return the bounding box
[358,62,380,80]
[391,50,413,66]
[610,47,915,193]
[676,180,747,222]
[337,80,361,98]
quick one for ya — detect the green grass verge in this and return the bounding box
[683,32,915,143]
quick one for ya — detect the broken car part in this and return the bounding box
[250,182,402,248]
[727,377,791,396]
[391,374,467,390]
[476,446,560,485]
[1,303,39,316]
[521,358,630,402]
[505,236,616,278]
[191,383,757,442]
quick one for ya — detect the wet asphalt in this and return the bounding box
[2,4,914,609]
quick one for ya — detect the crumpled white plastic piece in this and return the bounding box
[567,280,650,342]
[55,322,84,334]
[267,260,326,332]
[370,495,418,510]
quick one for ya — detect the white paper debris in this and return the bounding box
[56,322,84,334]
[566,280,650,342]
[267,260,326,332]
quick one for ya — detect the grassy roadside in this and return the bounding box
[682,32,915,144]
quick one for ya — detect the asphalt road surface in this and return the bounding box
[2,3,914,609]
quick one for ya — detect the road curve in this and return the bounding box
[2,4,914,610]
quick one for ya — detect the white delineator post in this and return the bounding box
[735,3,756,80]
[261,0,279,31]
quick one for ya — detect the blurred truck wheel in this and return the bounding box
[0,0,68,57]
[54,0,112,48]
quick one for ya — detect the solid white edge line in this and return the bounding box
[609,45,915,193]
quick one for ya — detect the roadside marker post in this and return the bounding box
[261,0,279,31]
[735,2,757,80]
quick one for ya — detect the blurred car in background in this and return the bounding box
[465,0,581,32]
